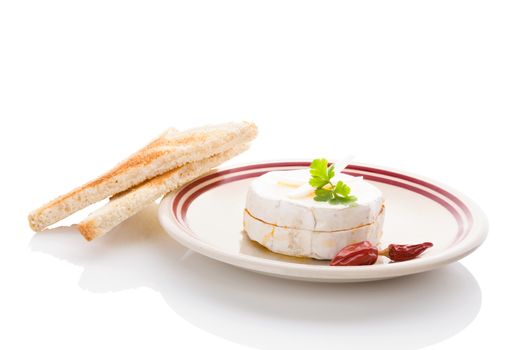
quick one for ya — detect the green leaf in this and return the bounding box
[347,195,358,202]
[309,158,330,181]
[328,196,351,205]
[313,188,334,202]
[327,165,335,180]
[329,195,358,205]
[333,181,350,197]
[309,177,329,188]
[309,158,335,190]
[308,158,359,206]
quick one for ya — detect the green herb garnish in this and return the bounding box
[309,158,358,205]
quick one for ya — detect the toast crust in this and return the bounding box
[77,143,249,240]
[28,122,257,231]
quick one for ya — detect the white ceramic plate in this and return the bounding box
[158,161,488,282]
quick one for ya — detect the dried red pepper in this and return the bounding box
[379,242,434,262]
[330,241,433,266]
[329,241,378,266]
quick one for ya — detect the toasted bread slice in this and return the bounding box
[28,121,257,232]
[77,143,249,241]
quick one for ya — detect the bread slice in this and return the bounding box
[77,143,249,241]
[28,122,257,231]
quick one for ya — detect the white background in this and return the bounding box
[1,1,523,349]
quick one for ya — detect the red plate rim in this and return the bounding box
[158,161,488,280]
[171,162,474,246]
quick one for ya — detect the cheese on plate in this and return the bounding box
[243,169,385,260]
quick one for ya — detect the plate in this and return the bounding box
[158,161,488,282]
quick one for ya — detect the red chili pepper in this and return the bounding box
[380,242,434,262]
[330,241,434,266]
[329,241,379,266]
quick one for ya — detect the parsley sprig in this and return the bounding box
[309,158,357,205]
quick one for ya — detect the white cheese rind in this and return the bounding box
[245,170,384,231]
[243,208,385,260]
[243,169,386,259]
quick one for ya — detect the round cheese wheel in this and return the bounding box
[243,169,385,259]
[243,208,384,259]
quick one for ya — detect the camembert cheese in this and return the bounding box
[243,169,385,259]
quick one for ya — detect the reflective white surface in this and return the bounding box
[30,205,481,349]
[2,1,524,348]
